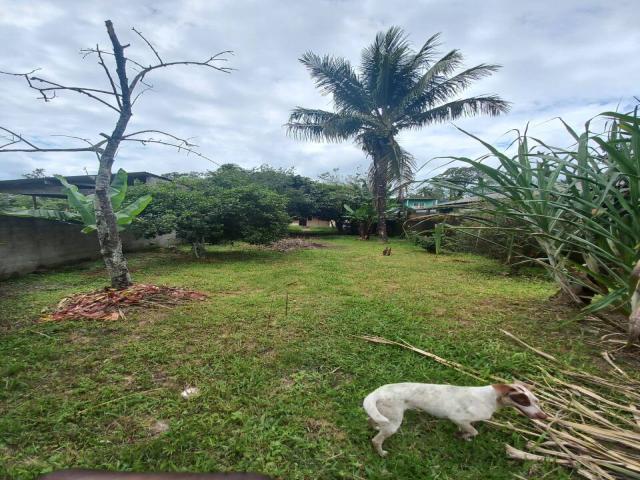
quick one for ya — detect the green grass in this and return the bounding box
[0,237,593,479]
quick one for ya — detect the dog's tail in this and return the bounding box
[363,391,389,424]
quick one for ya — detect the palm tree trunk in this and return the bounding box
[374,154,389,242]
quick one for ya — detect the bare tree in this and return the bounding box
[0,20,232,288]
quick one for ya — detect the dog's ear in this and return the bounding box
[514,380,535,391]
[492,384,516,396]
[508,392,532,406]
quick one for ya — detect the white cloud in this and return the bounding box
[0,0,638,180]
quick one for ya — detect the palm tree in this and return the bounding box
[287,27,510,241]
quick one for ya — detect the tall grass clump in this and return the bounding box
[416,109,640,343]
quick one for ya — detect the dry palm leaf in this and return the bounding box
[42,283,207,321]
[359,331,640,479]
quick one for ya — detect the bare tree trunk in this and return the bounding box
[374,154,388,243]
[95,162,131,289]
[94,20,133,289]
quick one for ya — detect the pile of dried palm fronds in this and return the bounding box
[268,238,327,252]
[43,283,208,321]
[359,331,640,479]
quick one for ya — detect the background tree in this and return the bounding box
[429,166,489,200]
[129,178,289,256]
[287,27,509,241]
[22,168,47,179]
[414,184,446,200]
[0,20,231,288]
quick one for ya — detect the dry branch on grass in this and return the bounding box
[358,332,640,479]
[43,283,207,321]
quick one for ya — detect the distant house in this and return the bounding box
[403,193,506,217]
[291,216,334,228]
[403,197,440,218]
[432,192,505,213]
[0,171,174,279]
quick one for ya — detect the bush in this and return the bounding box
[129,178,289,256]
[422,108,640,341]
[445,215,543,265]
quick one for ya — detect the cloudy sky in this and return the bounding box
[0,0,638,182]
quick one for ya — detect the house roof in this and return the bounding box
[0,172,170,198]
[434,192,505,207]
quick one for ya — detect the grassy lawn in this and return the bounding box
[1,236,594,479]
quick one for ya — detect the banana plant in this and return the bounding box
[1,169,152,233]
[344,203,376,240]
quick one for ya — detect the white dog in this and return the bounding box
[363,382,547,457]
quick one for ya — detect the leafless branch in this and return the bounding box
[122,129,196,145]
[1,20,230,170]
[0,126,40,149]
[132,27,163,64]
[131,84,153,106]
[80,47,147,71]
[0,70,121,112]
[0,126,106,154]
[51,134,104,159]
[122,137,220,166]
[95,44,122,110]
[129,51,233,92]
[0,138,20,149]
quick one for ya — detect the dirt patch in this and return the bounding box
[68,331,93,344]
[146,418,170,436]
[268,238,328,252]
[42,283,208,322]
[305,418,347,441]
[152,370,178,388]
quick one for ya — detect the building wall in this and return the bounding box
[0,216,177,279]
[306,217,332,228]
[405,198,438,209]
[290,217,334,228]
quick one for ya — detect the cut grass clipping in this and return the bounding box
[359,331,640,480]
[43,283,208,321]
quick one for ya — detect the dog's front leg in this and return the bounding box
[454,422,478,441]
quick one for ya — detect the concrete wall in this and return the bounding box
[291,217,334,228]
[0,216,176,279]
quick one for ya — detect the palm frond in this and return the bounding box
[404,64,503,116]
[361,26,414,108]
[286,107,364,142]
[399,95,511,129]
[401,33,442,74]
[392,49,464,117]
[387,139,416,187]
[299,52,371,113]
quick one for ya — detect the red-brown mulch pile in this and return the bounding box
[42,283,208,322]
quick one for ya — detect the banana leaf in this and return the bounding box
[0,208,80,223]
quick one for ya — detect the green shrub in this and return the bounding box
[129,179,290,256]
[421,108,640,342]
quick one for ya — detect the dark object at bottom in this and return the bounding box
[40,470,273,480]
